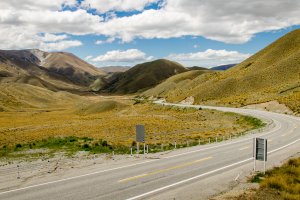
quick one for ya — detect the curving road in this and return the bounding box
[1,102,300,200]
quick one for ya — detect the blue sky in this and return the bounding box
[70,25,300,67]
[1,0,300,68]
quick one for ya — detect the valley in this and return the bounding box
[0,20,299,199]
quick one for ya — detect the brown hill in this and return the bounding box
[100,66,131,73]
[40,51,105,86]
[0,49,104,91]
[101,59,187,93]
[144,29,300,114]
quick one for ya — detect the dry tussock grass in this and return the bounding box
[0,102,259,148]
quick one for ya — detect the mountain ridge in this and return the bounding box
[144,29,300,114]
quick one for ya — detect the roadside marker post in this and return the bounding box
[136,124,145,156]
[146,145,149,154]
[130,147,133,156]
[253,137,268,174]
[143,143,146,155]
[174,141,177,149]
[17,165,20,179]
[215,137,218,143]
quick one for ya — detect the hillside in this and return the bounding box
[144,29,300,115]
[40,51,105,86]
[144,69,213,97]
[100,66,131,73]
[0,49,104,91]
[0,83,86,112]
[211,64,236,70]
[188,66,208,71]
[101,59,187,93]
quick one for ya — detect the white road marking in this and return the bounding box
[239,146,249,151]
[126,137,300,200]
[126,158,253,200]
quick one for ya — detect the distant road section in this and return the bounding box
[1,102,299,200]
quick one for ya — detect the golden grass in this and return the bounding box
[245,157,300,200]
[259,158,300,200]
[0,102,259,148]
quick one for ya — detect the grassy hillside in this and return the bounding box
[0,83,85,111]
[144,29,300,115]
[144,70,213,97]
[101,59,187,94]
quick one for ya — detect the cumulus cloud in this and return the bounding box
[84,55,93,60]
[1,0,300,51]
[0,0,98,50]
[167,49,251,67]
[93,0,300,43]
[41,33,68,42]
[82,0,160,13]
[39,40,82,51]
[95,37,115,45]
[92,49,153,63]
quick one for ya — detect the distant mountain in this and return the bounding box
[144,29,300,115]
[0,49,104,91]
[144,69,213,97]
[100,59,187,93]
[188,66,209,71]
[100,66,131,73]
[211,64,237,70]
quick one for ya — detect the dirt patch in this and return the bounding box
[180,96,194,105]
[243,101,293,115]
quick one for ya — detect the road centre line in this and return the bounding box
[239,146,249,151]
[126,137,300,200]
[119,157,212,183]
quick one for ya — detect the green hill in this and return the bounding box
[101,59,187,94]
[144,29,300,114]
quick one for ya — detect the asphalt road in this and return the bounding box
[1,102,300,200]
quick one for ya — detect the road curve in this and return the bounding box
[1,102,300,200]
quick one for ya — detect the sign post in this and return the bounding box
[253,137,268,174]
[136,125,145,155]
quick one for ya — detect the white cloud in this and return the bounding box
[92,0,300,43]
[0,0,77,11]
[41,33,68,42]
[0,0,100,50]
[92,49,152,63]
[1,0,300,51]
[95,37,115,45]
[82,0,160,13]
[167,49,251,67]
[39,40,82,51]
[85,55,93,60]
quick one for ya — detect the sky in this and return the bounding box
[0,0,300,68]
